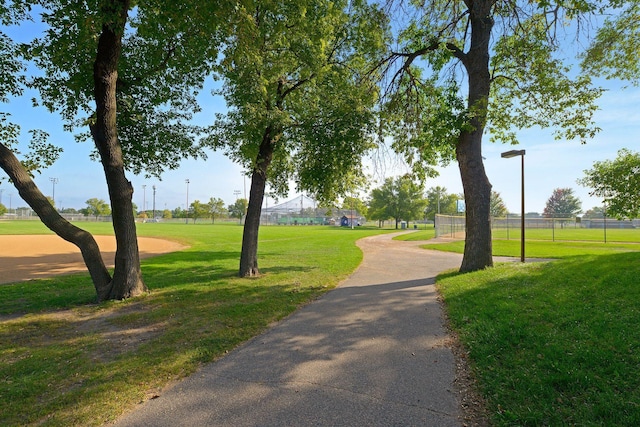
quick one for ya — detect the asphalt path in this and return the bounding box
[113,232,470,427]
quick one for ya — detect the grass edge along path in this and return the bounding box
[437,252,640,425]
[0,222,393,426]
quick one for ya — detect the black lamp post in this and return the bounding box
[501,149,526,262]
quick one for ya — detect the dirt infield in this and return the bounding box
[0,235,187,285]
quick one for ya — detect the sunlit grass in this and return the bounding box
[421,238,639,259]
[0,222,392,426]
[437,253,640,425]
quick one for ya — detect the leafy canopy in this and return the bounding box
[26,0,233,177]
[368,175,427,226]
[543,188,582,218]
[205,0,387,202]
[579,148,640,219]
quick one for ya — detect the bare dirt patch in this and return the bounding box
[0,235,187,285]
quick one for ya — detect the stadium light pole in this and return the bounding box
[49,177,58,209]
[152,185,156,220]
[142,184,146,219]
[501,149,526,262]
[185,179,190,224]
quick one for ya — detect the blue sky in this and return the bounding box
[1,11,637,216]
[2,76,638,215]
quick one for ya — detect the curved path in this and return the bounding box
[113,232,482,426]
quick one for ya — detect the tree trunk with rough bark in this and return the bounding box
[90,0,147,299]
[239,126,277,277]
[457,0,494,273]
[0,142,113,299]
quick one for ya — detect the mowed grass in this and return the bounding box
[438,254,640,425]
[0,221,391,426]
[393,228,640,425]
[491,226,640,243]
[421,238,640,259]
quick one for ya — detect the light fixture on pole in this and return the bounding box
[501,149,526,262]
[49,177,58,209]
[142,184,146,218]
[185,179,190,224]
[152,185,157,220]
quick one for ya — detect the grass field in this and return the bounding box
[397,228,640,425]
[491,226,640,243]
[0,221,392,426]
[4,222,640,426]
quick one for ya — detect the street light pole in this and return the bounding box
[185,179,190,224]
[501,149,526,262]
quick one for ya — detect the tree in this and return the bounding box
[189,200,209,223]
[162,209,172,219]
[228,198,248,219]
[424,187,458,221]
[207,1,386,276]
[342,196,368,218]
[0,4,113,299]
[25,1,232,299]
[583,206,606,219]
[581,3,640,85]
[368,176,427,229]
[84,198,111,220]
[490,191,508,218]
[543,188,582,218]
[0,203,6,216]
[579,149,640,219]
[208,197,227,223]
[381,0,602,272]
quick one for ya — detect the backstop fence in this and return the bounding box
[435,214,640,243]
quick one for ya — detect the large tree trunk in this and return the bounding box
[90,0,147,299]
[0,142,113,299]
[239,126,276,277]
[457,0,494,273]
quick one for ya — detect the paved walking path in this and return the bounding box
[113,233,470,426]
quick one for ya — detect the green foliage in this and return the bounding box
[543,188,582,218]
[341,196,368,218]
[579,148,640,219]
[26,0,233,177]
[382,1,602,164]
[82,198,111,218]
[368,175,426,227]
[424,186,459,220]
[489,14,602,145]
[0,202,6,215]
[490,190,508,217]
[189,199,208,223]
[582,206,605,219]
[581,2,640,85]
[438,252,640,425]
[228,198,248,219]
[207,197,227,223]
[206,0,387,202]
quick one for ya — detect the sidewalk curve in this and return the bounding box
[113,232,468,427]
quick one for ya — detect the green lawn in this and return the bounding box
[491,226,640,243]
[421,239,640,259]
[437,254,640,425]
[0,221,392,426]
[399,228,640,424]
